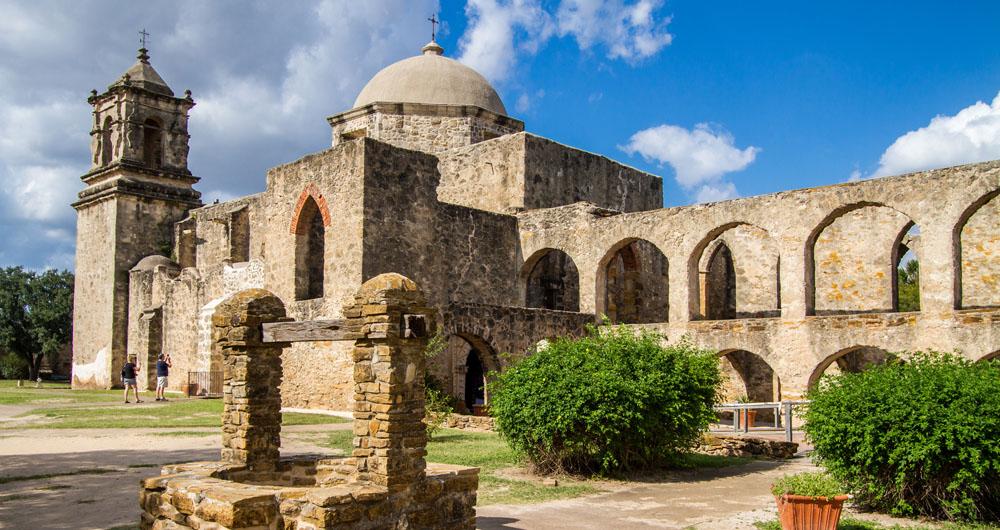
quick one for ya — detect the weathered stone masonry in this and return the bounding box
[74,42,1000,414]
[140,275,477,529]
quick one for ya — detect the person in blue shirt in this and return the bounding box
[121,355,141,403]
[155,354,172,402]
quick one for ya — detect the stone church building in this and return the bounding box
[71,43,1000,412]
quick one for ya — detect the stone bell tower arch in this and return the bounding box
[71,44,201,388]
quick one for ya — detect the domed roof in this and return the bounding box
[353,42,506,116]
[131,255,180,272]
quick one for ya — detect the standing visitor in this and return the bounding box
[121,355,141,403]
[155,354,172,401]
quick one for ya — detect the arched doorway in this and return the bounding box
[446,334,499,415]
[808,346,897,390]
[718,349,780,423]
[522,248,580,311]
[596,238,668,323]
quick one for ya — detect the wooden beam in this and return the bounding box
[261,320,357,343]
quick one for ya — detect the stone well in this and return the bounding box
[140,274,478,529]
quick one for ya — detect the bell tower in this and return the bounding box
[71,45,201,388]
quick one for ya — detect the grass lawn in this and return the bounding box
[322,428,752,506]
[1,383,348,429]
[0,380,122,405]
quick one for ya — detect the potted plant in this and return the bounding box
[771,472,849,530]
[735,394,756,427]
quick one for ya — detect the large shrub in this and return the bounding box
[804,352,1000,521]
[489,326,720,475]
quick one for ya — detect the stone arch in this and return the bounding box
[955,189,1000,309]
[100,116,114,165]
[806,203,916,315]
[718,349,781,403]
[142,117,163,168]
[446,332,500,413]
[595,238,668,323]
[979,350,1000,362]
[808,345,896,390]
[690,222,780,320]
[293,195,326,300]
[521,248,580,311]
[893,223,920,312]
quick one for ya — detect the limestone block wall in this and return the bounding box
[435,303,595,400]
[261,142,367,314]
[185,195,262,271]
[961,191,1000,308]
[522,134,662,213]
[697,224,781,318]
[812,205,911,314]
[329,103,523,155]
[436,132,662,215]
[72,192,193,389]
[517,161,1000,321]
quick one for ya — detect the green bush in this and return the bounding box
[0,354,28,379]
[488,326,721,475]
[804,351,1000,521]
[771,472,845,499]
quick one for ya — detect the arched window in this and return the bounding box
[597,239,669,324]
[101,116,114,166]
[522,249,579,311]
[294,197,325,300]
[705,243,736,320]
[142,118,163,169]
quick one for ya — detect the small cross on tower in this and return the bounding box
[138,28,150,49]
[427,14,439,42]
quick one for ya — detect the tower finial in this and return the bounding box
[138,29,151,63]
[427,14,439,42]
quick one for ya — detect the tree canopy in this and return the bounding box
[0,267,74,380]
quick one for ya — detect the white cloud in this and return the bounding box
[620,122,760,189]
[514,89,545,113]
[695,182,739,204]
[872,91,1000,178]
[459,0,672,83]
[556,0,672,62]
[458,0,554,82]
[848,168,862,182]
[0,0,438,269]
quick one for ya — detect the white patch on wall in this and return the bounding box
[72,345,110,386]
[195,297,226,373]
[223,259,264,294]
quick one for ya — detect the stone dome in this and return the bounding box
[353,41,506,116]
[131,255,180,272]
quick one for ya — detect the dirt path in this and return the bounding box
[0,425,929,530]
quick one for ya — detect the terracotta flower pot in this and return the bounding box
[741,409,757,427]
[775,494,849,530]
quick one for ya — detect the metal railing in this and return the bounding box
[185,371,224,397]
[711,400,810,442]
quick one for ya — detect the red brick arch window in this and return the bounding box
[289,184,331,234]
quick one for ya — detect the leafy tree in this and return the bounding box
[0,267,74,380]
[897,259,919,312]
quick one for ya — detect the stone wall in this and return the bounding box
[329,103,523,155]
[140,276,477,529]
[516,161,1000,320]
[960,191,1000,308]
[437,132,662,215]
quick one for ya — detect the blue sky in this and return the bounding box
[1,0,999,270]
